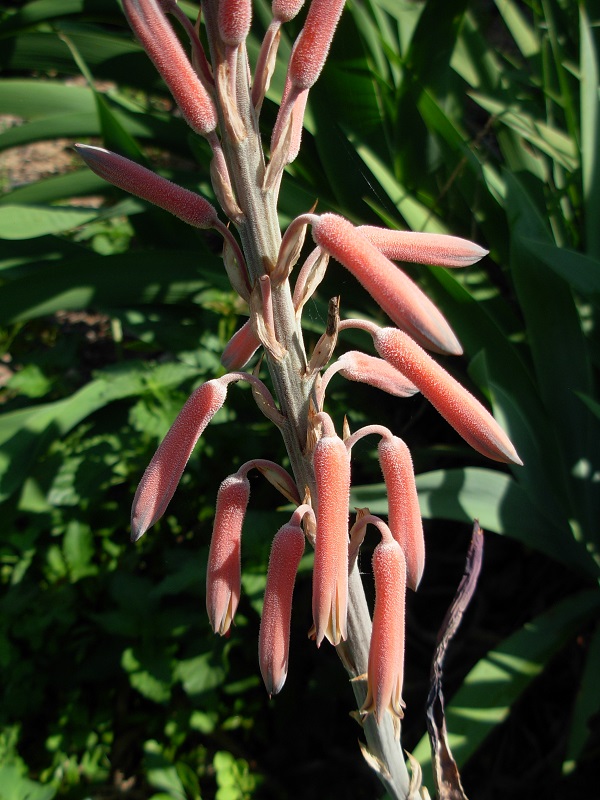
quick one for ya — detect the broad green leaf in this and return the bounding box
[0,170,107,206]
[413,590,600,789]
[352,466,594,575]
[144,741,186,800]
[0,205,98,239]
[521,238,600,297]
[0,248,225,324]
[0,78,95,117]
[122,648,172,704]
[493,0,540,58]
[0,765,56,800]
[470,93,578,170]
[580,4,600,259]
[0,361,201,503]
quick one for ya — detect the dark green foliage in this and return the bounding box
[1,1,599,798]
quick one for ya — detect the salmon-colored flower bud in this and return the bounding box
[123,0,217,136]
[218,0,252,46]
[131,379,228,541]
[312,422,350,646]
[206,473,251,635]
[374,327,523,465]
[378,436,424,590]
[359,227,488,268]
[259,520,305,695]
[363,532,407,731]
[338,351,418,399]
[74,145,218,229]
[221,320,261,370]
[311,213,462,355]
[273,0,305,23]
[288,0,345,90]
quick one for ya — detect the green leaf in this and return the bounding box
[521,238,600,297]
[0,361,200,503]
[0,765,56,800]
[580,4,600,258]
[413,590,600,789]
[144,741,186,800]
[0,205,98,239]
[352,466,595,576]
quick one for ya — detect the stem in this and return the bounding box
[201,4,410,795]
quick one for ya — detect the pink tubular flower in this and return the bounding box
[312,415,350,646]
[362,522,407,732]
[288,0,345,91]
[311,214,462,355]
[372,326,523,465]
[272,0,305,23]
[206,472,251,635]
[359,226,488,267]
[337,351,418,399]
[123,0,217,136]
[131,379,228,541]
[259,508,308,695]
[218,0,252,46]
[74,145,219,229]
[378,436,424,591]
[221,320,261,370]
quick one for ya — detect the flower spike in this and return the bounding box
[311,413,350,646]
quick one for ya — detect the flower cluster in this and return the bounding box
[76,0,521,737]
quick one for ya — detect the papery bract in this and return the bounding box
[206,472,250,635]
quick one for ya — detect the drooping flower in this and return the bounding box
[310,213,464,355]
[131,378,228,541]
[378,435,425,591]
[363,520,407,733]
[206,471,251,635]
[312,413,350,646]
[259,505,311,695]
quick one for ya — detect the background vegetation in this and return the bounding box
[1,0,599,798]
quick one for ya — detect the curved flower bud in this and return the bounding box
[272,0,305,23]
[123,0,217,136]
[206,472,251,635]
[373,327,523,465]
[259,516,306,695]
[74,145,219,229]
[312,415,350,646]
[338,351,418,399]
[288,0,345,91]
[363,525,407,733]
[359,226,488,267]
[311,213,462,355]
[131,379,228,541]
[378,436,424,590]
[218,0,252,46]
[221,320,261,370]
